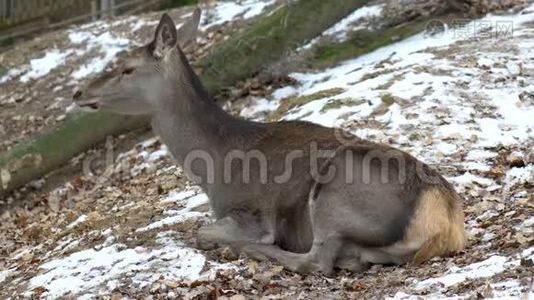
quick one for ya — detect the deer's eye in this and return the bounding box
[122,67,135,75]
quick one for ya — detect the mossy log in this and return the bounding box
[200,0,371,90]
[0,113,150,196]
[308,13,463,69]
[308,22,428,69]
[0,0,374,196]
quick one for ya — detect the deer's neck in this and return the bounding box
[150,49,266,183]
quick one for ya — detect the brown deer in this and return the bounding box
[73,9,467,274]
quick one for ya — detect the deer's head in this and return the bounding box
[73,9,201,115]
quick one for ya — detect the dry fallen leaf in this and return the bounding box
[111,292,123,300]
[247,260,259,275]
[488,166,505,178]
[20,252,33,263]
[47,193,61,212]
[32,286,47,296]
[270,265,284,275]
[164,280,180,289]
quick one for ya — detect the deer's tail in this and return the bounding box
[406,187,467,265]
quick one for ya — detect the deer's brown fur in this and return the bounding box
[73,9,467,274]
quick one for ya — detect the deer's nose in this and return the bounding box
[73,90,83,100]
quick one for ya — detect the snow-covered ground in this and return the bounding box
[25,218,239,299]
[200,0,275,29]
[1,2,533,299]
[299,3,384,50]
[0,0,276,85]
[238,4,534,297]
[0,0,280,155]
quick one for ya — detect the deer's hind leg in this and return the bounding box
[197,213,268,250]
[236,231,343,274]
[235,191,346,274]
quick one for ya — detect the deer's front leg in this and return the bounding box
[197,214,266,250]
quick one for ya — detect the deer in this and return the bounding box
[73,8,467,274]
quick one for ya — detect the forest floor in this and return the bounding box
[0,1,533,299]
[0,0,277,153]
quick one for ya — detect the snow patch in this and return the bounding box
[20,49,73,82]
[67,214,88,229]
[70,31,130,79]
[488,280,532,299]
[416,255,510,288]
[416,248,534,290]
[523,216,534,228]
[161,187,200,204]
[240,98,279,119]
[451,172,494,186]
[323,5,383,41]
[0,269,11,284]
[29,240,207,298]
[0,68,25,83]
[137,192,209,232]
[201,0,274,30]
[504,165,533,188]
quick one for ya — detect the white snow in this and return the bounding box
[11,248,33,261]
[71,31,130,79]
[0,269,11,284]
[0,68,25,83]
[52,238,80,255]
[66,214,88,229]
[238,3,534,185]
[504,165,533,188]
[323,5,383,41]
[523,216,534,228]
[4,2,534,299]
[240,98,280,119]
[131,19,158,32]
[416,255,511,288]
[435,142,458,155]
[389,279,533,300]
[299,4,384,50]
[201,0,275,30]
[0,0,279,88]
[488,280,533,299]
[184,193,209,209]
[137,191,209,232]
[148,149,169,162]
[465,149,498,160]
[476,210,500,221]
[161,188,199,203]
[414,247,534,291]
[462,161,491,172]
[29,239,207,298]
[233,6,534,297]
[449,172,494,187]
[68,31,93,44]
[20,49,73,83]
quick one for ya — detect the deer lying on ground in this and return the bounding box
[74,9,467,274]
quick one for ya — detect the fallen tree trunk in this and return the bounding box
[0,113,149,196]
[308,16,431,69]
[0,0,373,196]
[307,12,468,69]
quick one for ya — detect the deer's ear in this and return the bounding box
[152,13,178,59]
[177,8,201,50]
